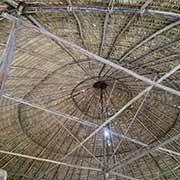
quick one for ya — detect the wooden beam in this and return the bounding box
[109,132,180,172]
[0,149,138,180]
[11,4,180,20]
[58,63,180,161]
[2,13,180,97]
[0,19,20,95]
[2,13,180,162]
[0,149,102,172]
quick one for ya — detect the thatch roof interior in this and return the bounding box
[0,0,180,179]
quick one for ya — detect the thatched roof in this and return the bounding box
[0,0,180,179]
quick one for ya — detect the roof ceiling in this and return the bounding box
[0,0,180,179]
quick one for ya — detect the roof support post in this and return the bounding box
[0,19,20,95]
[0,169,7,180]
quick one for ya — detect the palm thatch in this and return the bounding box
[0,0,180,179]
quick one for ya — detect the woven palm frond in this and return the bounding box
[0,0,180,179]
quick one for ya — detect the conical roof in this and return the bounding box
[0,0,180,179]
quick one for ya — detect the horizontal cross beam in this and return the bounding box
[9,3,180,20]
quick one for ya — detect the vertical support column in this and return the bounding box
[0,169,7,180]
[0,19,20,95]
[104,171,110,180]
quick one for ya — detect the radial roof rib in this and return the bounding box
[98,0,153,77]
[54,63,180,161]
[1,11,180,159]
[0,11,179,158]
[0,1,180,179]
[2,13,180,97]
[118,19,180,62]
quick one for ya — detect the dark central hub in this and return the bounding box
[93,81,107,89]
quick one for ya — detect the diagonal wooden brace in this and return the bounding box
[0,19,20,95]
